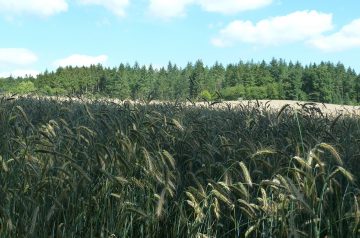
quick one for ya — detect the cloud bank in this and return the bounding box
[0,0,129,18]
[78,0,129,17]
[148,0,272,19]
[0,48,38,66]
[198,0,272,14]
[0,0,68,17]
[0,69,39,78]
[54,54,108,67]
[308,18,360,52]
[212,10,333,47]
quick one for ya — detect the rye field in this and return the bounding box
[1,95,360,237]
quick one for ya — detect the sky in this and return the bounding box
[1,0,360,78]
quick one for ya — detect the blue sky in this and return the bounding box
[1,0,360,78]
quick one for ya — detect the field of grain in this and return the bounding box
[214,99,360,115]
[11,94,360,116]
[1,95,360,237]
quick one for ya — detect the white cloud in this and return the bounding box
[0,0,68,17]
[78,0,129,17]
[148,0,272,19]
[54,54,108,67]
[148,0,193,19]
[212,10,333,47]
[198,0,272,14]
[0,69,39,78]
[0,48,38,66]
[308,19,360,52]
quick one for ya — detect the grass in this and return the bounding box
[0,95,360,237]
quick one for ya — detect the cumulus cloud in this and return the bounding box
[308,19,360,52]
[148,0,272,19]
[0,48,38,66]
[148,0,193,19]
[0,69,39,78]
[211,10,333,47]
[0,0,130,18]
[198,0,272,14]
[0,0,68,17]
[78,0,129,17]
[54,54,108,67]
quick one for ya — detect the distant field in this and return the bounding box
[10,94,360,116]
[191,99,360,115]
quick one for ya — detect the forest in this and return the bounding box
[1,58,360,104]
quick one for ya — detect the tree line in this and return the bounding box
[1,58,360,104]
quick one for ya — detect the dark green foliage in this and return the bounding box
[0,59,359,104]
